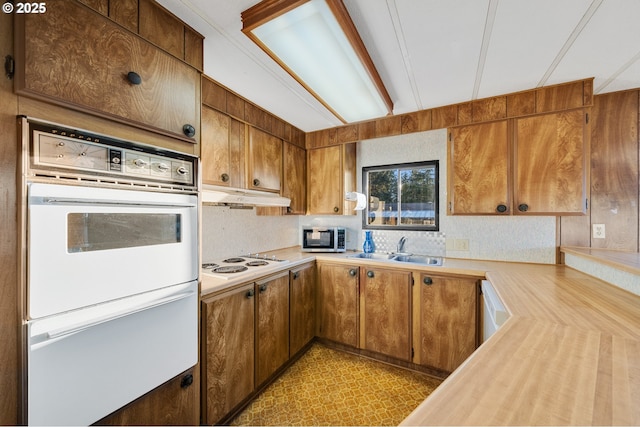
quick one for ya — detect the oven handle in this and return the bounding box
[44,290,195,340]
[34,197,196,208]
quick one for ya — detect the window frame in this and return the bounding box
[362,160,439,231]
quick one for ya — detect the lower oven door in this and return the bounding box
[27,182,198,319]
[27,280,198,426]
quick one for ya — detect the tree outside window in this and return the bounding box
[363,161,439,231]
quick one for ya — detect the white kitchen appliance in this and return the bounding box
[202,254,290,281]
[19,117,199,426]
[481,280,509,342]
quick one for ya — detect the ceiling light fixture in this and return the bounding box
[241,0,393,124]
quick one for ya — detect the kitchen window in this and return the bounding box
[362,161,439,231]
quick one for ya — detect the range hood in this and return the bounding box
[201,184,291,207]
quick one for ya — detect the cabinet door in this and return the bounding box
[201,284,255,425]
[448,120,510,214]
[248,127,282,193]
[360,268,412,361]
[514,109,588,214]
[289,263,316,356]
[256,272,290,386]
[16,1,200,142]
[283,143,307,215]
[316,263,359,347]
[416,274,478,373]
[307,144,356,215]
[201,107,245,187]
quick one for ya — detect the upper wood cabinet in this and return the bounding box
[201,106,245,188]
[448,120,510,214]
[448,109,589,215]
[359,267,412,361]
[514,109,589,215]
[414,274,478,373]
[248,127,283,193]
[307,143,357,215]
[283,142,307,215]
[15,1,201,143]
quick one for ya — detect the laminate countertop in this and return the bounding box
[201,247,640,425]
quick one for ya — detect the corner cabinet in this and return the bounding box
[414,274,479,373]
[283,142,307,215]
[307,143,357,215]
[15,0,200,143]
[316,263,359,346]
[448,109,589,215]
[360,268,412,361]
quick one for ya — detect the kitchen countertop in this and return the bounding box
[200,247,640,425]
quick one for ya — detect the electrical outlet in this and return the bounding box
[454,239,469,251]
[592,224,606,239]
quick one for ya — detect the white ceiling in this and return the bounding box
[158,0,640,132]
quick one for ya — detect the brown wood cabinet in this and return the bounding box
[316,262,359,347]
[514,109,589,215]
[307,143,357,215]
[283,142,307,215]
[255,272,290,386]
[414,274,478,373]
[96,366,199,425]
[201,284,255,425]
[359,267,412,361]
[15,0,201,143]
[448,120,510,214]
[448,109,588,215]
[248,127,283,193]
[201,106,245,188]
[289,263,316,356]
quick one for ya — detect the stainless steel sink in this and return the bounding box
[347,252,443,266]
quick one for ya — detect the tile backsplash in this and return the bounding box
[362,230,446,256]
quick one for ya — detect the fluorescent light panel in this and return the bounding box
[242,0,393,123]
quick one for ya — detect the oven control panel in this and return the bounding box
[29,122,197,189]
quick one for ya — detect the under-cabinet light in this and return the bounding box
[242,0,393,123]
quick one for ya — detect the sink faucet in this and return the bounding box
[397,236,407,253]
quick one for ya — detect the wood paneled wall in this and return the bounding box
[306,78,593,149]
[561,90,640,251]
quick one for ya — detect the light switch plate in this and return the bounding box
[592,224,606,239]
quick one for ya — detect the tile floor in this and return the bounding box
[230,343,442,426]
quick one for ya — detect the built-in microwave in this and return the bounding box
[301,227,346,252]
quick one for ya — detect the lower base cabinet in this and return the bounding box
[316,263,359,347]
[290,263,316,356]
[96,366,199,425]
[201,283,255,426]
[414,273,479,372]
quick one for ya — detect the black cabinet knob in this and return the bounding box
[183,124,196,138]
[348,269,357,277]
[127,71,142,85]
[333,206,339,213]
[518,203,529,212]
[180,373,193,388]
[253,178,261,187]
[423,277,433,285]
[367,271,374,278]
[221,173,230,182]
[246,289,255,299]
[259,284,267,293]
[292,272,299,280]
[496,204,508,213]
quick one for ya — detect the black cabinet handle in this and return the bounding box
[246,289,255,299]
[221,173,230,182]
[253,178,261,187]
[127,71,142,85]
[367,271,374,278]
[518,203,529,212]
[496,204,508,213]
[183,124,196,138]
[348,269,357,277]
[423,276,433,285]
[259,284,267,293]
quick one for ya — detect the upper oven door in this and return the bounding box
[27,183,198,319]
